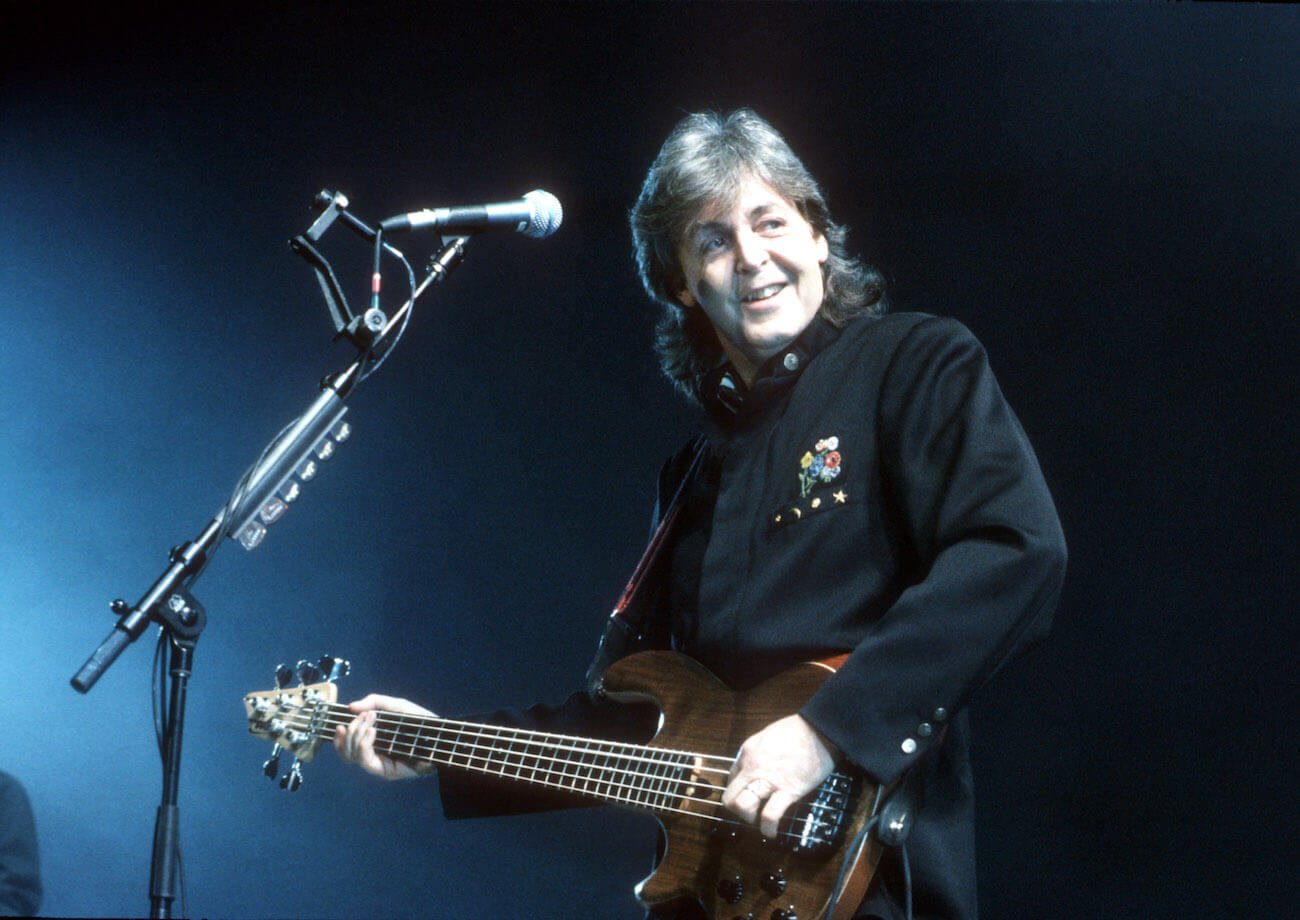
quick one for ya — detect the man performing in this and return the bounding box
[336,109,1067,919]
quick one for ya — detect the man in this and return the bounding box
[337,109,1066,919]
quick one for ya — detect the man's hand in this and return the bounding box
[334,694,438,781]
[720,714,838,838]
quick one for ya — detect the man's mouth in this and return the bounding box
[742,283,785,304]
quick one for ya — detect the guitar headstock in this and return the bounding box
[244,656,349,791]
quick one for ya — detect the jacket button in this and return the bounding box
[783,352,799,371]
[900,738,917,754]
[917,722,933,738]
[932,707,948,722]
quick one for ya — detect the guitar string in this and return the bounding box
[255,700,845,845]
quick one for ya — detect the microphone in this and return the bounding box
[379,189,563,238]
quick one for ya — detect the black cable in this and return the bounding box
[150,627,187,917]
[901,841,912,920]
[151,630,166,757]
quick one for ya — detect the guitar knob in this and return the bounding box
[761,870,787,896]
[717,875,744,904]
[770,908,797,920]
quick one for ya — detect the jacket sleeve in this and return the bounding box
[800,317,1067,786]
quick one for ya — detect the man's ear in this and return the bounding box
[676,287,698,309]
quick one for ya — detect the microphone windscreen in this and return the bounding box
[523,189,563,239]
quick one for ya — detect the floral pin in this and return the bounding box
[798,436,842,497]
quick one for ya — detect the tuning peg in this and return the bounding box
[274,664,293,690]
[262,744,282,779]
[296,659,322,685]
[321,656,350,682]
[280,758,304,792]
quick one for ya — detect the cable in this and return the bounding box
[901,840,912,920]
[150,628,188,917]
[358,239,418,382]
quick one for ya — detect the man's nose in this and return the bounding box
[733,230,768,272]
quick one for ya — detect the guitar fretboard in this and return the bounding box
[320,703,729,819]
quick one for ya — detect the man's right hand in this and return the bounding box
[334,694,439,781]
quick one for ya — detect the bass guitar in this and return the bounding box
[244,650,887,920]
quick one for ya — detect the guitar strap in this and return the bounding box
[585,435,709,700]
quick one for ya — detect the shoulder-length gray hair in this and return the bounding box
[630,109,886,403]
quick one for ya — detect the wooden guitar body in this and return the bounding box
[600,652,884,920]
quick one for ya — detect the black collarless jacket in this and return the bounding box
[440,313,1067,920]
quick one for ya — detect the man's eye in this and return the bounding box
[701,236,726,253]
[758,218,785,232]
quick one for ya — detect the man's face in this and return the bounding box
[675,176,828,383]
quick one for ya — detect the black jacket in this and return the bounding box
[440,313,1067,920]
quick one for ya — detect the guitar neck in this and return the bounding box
[316,703,722,815]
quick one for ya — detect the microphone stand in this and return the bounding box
[69,198,470,918]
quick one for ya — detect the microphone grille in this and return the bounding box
[522,189,563,239]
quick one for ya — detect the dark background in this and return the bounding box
[1,3,1294,917]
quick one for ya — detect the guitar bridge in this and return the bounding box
[781,770,860,856]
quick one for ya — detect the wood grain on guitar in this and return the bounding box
[245,650,885,920]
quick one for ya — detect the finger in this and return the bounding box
[357,715,383,771]
[346,694,437,718]
[340,711,376,764]
[760,789,798,839]
[721,776,770,824]
[334,711,364,762]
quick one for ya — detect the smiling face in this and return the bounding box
[675,175,829,385]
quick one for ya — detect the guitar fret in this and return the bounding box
[620,749,640,806]
[488,727,512,778]
[504,733,523,781]
[409,718,427,763]
[403,715,419,760]
[649,749,669,812]
[579,739,595,794]
[631,749,651,807]
[574,739,590,795]
[607,750,627,804]
[596,745,615,801]
[526,734,541,785]
[467,722,488,774]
